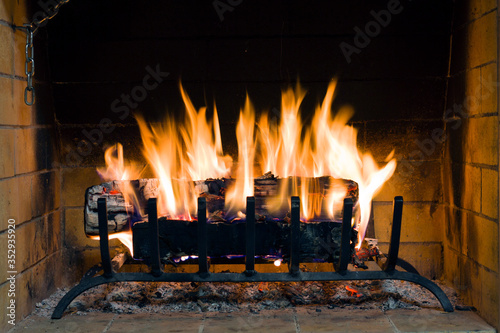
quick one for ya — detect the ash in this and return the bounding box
[34,279,464,317]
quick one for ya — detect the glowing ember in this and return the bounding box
[96,80,396,252]
[345,285,362,298]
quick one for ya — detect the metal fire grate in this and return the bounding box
[51,196,453,319]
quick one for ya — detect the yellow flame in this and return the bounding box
[136,84,232,219]
[96,144,140,256]
[90,232,134,257]
[98,80,396,250]
[225,95,256,214]
[253,80,396,247]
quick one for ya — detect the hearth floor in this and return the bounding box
[9,307,494,333]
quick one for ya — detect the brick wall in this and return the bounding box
[443,0,499,327]
[0,1,62,331]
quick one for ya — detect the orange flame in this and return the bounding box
[225,95,256,215]
[89,232,134,257]
[98,80,396,251]
[96,144,140,256]
[136,84,232,219]
[253,80,396,248]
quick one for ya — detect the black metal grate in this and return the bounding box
[52,195,453,319]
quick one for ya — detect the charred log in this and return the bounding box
[132,218,356,264]
[84,175,358,236]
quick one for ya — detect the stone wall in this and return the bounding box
[443,0,499,327]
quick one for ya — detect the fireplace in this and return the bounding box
[0,0,498,330]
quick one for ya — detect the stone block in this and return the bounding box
[62,167,102,207]
[64,208,93,248]
[64,208,122,250]
[10,313,115,332]
[375,160,442,202]
[0,178,19,231]
[16,218,47,272]
[481,62,498,114]
[482,168,498,219]
[0,76,13,124]
[443,207,467,256]
[0,280,15,331]
[0,233,8,284]
[454,0,497,26]
[12,79,32,126]
[11,0,27,27]
[478,266,499,327]
[373,203,443,243]
[46,210,61,255]
[364,120,444,163]
[109,313,204,333]
[14,128,36,175]
[296,308,392,333]
[468,11,497,69]
[443,246,461,292]
[31,255,61,304]
[15,269,33,325]
[467,116,498,166]
[0,129,15,178]
[0,175,32,230]
[31,171,60,218]
[386,308,495,332]
[447,163,482,213]
[378,242,443,279]
[0,24,13,75]
[13,28,25,78]
[467,214,498,272]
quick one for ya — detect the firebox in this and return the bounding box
[0,0,499,331]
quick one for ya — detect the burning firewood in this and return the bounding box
[84,174,358,236]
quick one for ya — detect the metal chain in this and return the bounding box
[30,0,71,35]
[24,26,34,106]
[17,0,71,105]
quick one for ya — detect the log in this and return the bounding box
[132,217,356,264]
[84,175,358,235]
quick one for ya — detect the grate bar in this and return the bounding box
[198,197,209,276]
[147,198,162,277]
[245,196,256,275]
[337,198,353,272]
[290,196,300,275]
[97,198,113,278]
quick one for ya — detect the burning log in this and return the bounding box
[84,175,358,236]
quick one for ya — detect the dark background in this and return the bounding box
[42,0,453,162]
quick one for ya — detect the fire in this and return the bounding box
[225,95,256,215]
[136,84,232,219]
[254,80,396,247]
[97,80,396,253]
[89,232,134,257]
[96,144,141,256]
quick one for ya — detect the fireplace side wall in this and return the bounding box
[443,0,499,327]
[0,1,63,331]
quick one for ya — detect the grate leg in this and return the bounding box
[384,196,404,272]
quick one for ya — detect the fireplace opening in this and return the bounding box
[1,0,498,331]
